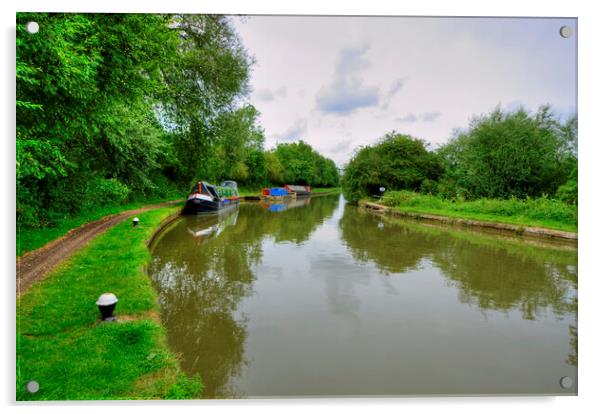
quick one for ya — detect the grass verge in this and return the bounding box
[378,191,577,233]
[17,197,182,257]
[16,205,202,400]
[311,186,341,194]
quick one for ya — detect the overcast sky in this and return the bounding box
[232,16,577,166]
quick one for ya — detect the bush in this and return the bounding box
[556,167,578,205]
[437,106,577,200]
[342,132,442,204]
[93,178,130,207]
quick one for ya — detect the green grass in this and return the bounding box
[16,205,202,400]
[378,191,577,233]
[311,186,340,194]
[17,197,183,257]
[237,187,264,197]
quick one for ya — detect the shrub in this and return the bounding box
[93,178,131,207]
[342,132,443,204]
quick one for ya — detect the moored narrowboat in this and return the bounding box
[261,187,296,199]
[284,184,311,197]
[182,180,240,214]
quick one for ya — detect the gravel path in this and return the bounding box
[16,200,182,297]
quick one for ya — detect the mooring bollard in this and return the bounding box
[96,293,118,321]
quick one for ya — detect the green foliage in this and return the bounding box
[16,13,267,229]
[342,132,442,203]
[264,150,284,184]
[556,166,578,205]
[273,141,339,187]
[380,190,577,232]
[159,14,253,184]
[166,374,204,399]
[438,106,577,200]
[244,148,268,186]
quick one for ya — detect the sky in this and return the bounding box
[232,16,577,166]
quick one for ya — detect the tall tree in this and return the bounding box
[438,106,577,199]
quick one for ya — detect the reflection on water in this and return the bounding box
[149,195,577,397]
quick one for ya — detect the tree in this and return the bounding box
[272,141,339,187]
[342,132,442,203]
[159,14,253,184]
[438,106,577,199]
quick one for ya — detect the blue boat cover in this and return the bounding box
[270,188,289,196]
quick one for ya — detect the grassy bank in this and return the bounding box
[17,205,202,400]
[17,197,183,257]
[311,186,341,194]
[377,191,577,233]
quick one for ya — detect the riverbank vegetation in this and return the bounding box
[342,106,577,231]
[17,13,339,235]
[17,206,202,400]
[380,191,577,232]
[16,198,184,256]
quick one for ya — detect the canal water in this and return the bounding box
[149,194,577,397]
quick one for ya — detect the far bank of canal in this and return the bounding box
[149,194,577,397]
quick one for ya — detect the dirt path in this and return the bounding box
[16,200,182,297]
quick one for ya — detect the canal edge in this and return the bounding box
[359,200,578,241]
[146,208,184,250]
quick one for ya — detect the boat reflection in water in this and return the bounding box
[260,196,311,213]
[186,206,239,244]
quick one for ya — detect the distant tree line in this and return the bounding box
[16,13,338,228]
[342,106,577,205]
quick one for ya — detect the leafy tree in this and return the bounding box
[159,14,252,184]
[272,141,339,187]
[438,106,577,200]
[342,132,442,203]
[17,13,178,226]
[556,166,578,205]
[16,13,259,227]
[264,151,283,184]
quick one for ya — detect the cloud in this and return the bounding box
[396,112,442,123]
[380,77,408,110]
[316,44,380,115]
[272,118,307,142]
[396,114,418,123]
[422,111,442,122]
[388,78,407,97]
[329,139,352,154]
[255,86,287,102]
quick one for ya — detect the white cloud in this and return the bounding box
[422,112,442,122]
[272,118,307,142]
[396,114,418,123]
[255,86,287,102]
[315,44,380,116]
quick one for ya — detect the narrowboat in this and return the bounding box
[284,184,311,197]
[261,187,296,199]
[182,180,240,214]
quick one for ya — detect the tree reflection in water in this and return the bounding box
[339,205,577,364]
[149,196,338,397]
